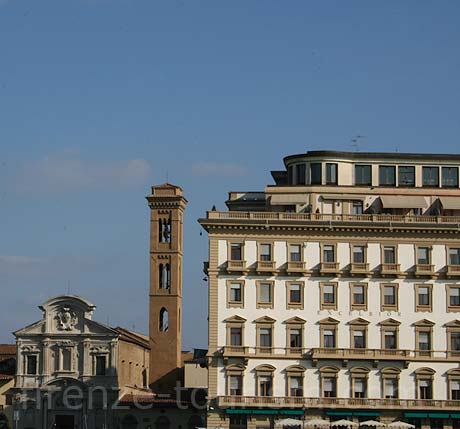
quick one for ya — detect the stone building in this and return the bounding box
[199,150,460,429]
[0,344,16,429]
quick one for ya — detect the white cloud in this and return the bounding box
[15,155,152,193]
[191,162,248,177]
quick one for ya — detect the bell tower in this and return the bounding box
[146,183,187,393]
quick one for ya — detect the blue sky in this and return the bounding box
[1,1,460,348]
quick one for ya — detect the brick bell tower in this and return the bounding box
[146,183,187,393]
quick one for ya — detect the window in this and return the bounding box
[230,327,242,346]
[230,243,243,261]
[96,356,106,376]
[310,163,322,185]
[422,167,439,187]
[287,282,303,308]
[229,375,243,396]
[383,246,396,264]
[381,284,398,310]
[352,201,363,215]
[62,348,72,371]
[326,163,338,185]
[321,283,337,310]
[448,286,460,310]
[259,244,272,261]
[288,165,294,185]
[259,376,273,396]
[450,380,460,400]
[289,329,302,349]
[418,379,433,399]
[418,332,431,351]
[398,166,415,187]
[417,247,431,265]
[350,283,367,310]
[289,376,303,397]
[296,163,306,185]
[323,377,337,397]
[384,378,398,399]
[450,332,460,352]
[323,245,336,262]
[26,355,37,375]
[384,330,397,349]
[415,285,432,311]
[323,329,336,348]
[257,282,274,308]
[227,281,244,308]
[159,308,169,332]
[353,329,366,348]
[379,166,396,186]
[353,377,367,398]
[355,165,372,186]
[289,244,302,262]
[449,248,460,265]
[442,167,458,188]
[259,328,272,349]
[352,245,365,263]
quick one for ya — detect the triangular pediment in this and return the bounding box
[223,315,247,323]
[348,317,370,325]
[444,319,460,328]
[318,317,340,325]
[412,319,435,327]
[84,319,118,336]
[379,318,401,326]
[254,316,276,324]
[14,320,45,336]
[284,316,306,324]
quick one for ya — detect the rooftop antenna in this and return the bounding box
[350,135,365,151]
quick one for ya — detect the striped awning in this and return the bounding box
[380,195,427,209]
[439,197,460,210]
[270,194,308,205]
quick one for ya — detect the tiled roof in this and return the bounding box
[0,374,14,381]
[0,344,16,359]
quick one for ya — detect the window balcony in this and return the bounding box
[349,263,370,276]
[221,346,249,357]
[286,261,308,275]
[446,264,460,278]
[217,396,460,410]
[256,260,277,274]
[320,262,340,275]
[415,264,436,277]
[309,348,410,366]
[380,263,401,277]
[226,260,248,274]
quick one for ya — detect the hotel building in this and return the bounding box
[199,151,460,429]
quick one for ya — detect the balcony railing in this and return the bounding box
[446,264,460,277]
[217,395,460,410]
[309,348,410,361]
[227,260,248,273]
[415,264,435,276]
[350,263,370,275]
[320,262,340,274]
[286,261,307,274]
[256,260,277,273]
[206,211,460,226]
[380,263,401,276]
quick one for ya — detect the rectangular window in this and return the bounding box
[259,283,272,304]
[323,245,335,262]
[442,167,459,188]
[324,329,336,348]
[379,166,396,186]
[418,332,431,351]
[326,163,338,185]
[353,330,366,348]
[449,248,460,265]
[289,283,302,304]
[354,378,366,398]
[323,377,336,397]
[62,348,72,371]
[310,163,322,185]
[230,243,243,261]
[323,284,335,304]
[290,376,303,397]
[417,247,430,265]
[353,245,365,263]
[230,327,242,346]
[419,379,432,399]
[383,246,396,264]
[451,380,460,400]
[260,244,272,261]
[352,201,363,215]
[230,375,243,395]
[96,355,106,376]
[423,167,439,187]
[384,286,396,305]
[296,164,306,185]
[259,328,272,348]
[259,376,272,396]
[385,378,398,398]
[26,355,37,375]
[451,332,460,351]
[290,329,302,348]
[288,165,294,185]
[398,166,415,187]
[352,285,366,306]
[355,165,372,186]
[417,286,431,307]
[450,287,460,307]
[289,244,302,262]
[384,330,397,349]
[230,283,242,303]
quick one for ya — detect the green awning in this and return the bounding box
[404,413,428,418]
[252,410,279,415]
[225,409,303,416]
[353,412,380,417]
[326,411,353,416]
[428,414,450,419]
[451,414,460,419]
[280,411,304,416]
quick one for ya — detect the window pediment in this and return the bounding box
[255,364,275,372]
[414,367,435,375]
[284,316,306,325]
[224,315,247,323]
[254,316,276,324]
[319,365,339,374]
[349,366,370,374]
[318,317,340,325]
[225,363,245,372]
[446,368,460,376]
[348,317,370,326]
[381,367,401,375]
[286,365,306,373]
[379,318,401,326]
[412,319,435,327]
[444,319,460,328]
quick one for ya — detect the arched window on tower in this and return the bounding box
[165,264,171,289]
[159,264,164,289]
[159,308,169,332]
[158,218,163,243]
[162,218,171,243]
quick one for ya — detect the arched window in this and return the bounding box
[159,308,169,332]
[165,264,171,289]
[159,264,164,288]
[156,416,170,429]
[158,219,163,243]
